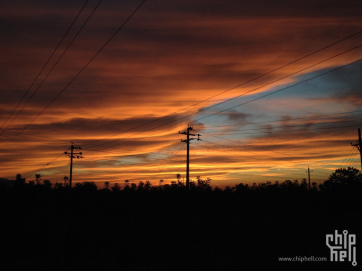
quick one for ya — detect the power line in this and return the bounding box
[83,147,153,157]
[1,0,104,138]
[0,129,76,145]
[312,174,329,177]
[79,31,362,149]
[351,128,362,170]
[235,174,307,181]
[85,117,361,162]
[205,110,362,128]
[81,143,185,184]
[204,118,362,134]
[19,142,184,181]
[205,122,362,136]
[154,142,185,181]
[199,139,280,163]
[63,89,362,182]
[81,154,180,170]
[83,146,182,161]
[213,133,361,169]
[91,119,361,162]
[345,148,359,168]
[205,119,360,135]
[199,136,357,172]
[200,131,302,158]
[313,169,332,174]
[2,149,68,180]
[199,127,361,172]
[193,56,362,124]
[338,147,355,168]
[0,0,147,149]
[190,30,362,114]
[191,111,361,150]
[199,138,310,164]
[83,45,362,151]
[198,114,362,158]
[25,152,66,179]
[7,34,362,181]
[4,18,360,185]
[0,0,90,132]
[194,144,325,180]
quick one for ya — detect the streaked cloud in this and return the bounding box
[0,0,361,186]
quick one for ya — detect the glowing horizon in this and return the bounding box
[0,0,361,188]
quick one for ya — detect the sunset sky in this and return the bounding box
[0,0,361,188]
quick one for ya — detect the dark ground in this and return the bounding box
[0,183,361,271]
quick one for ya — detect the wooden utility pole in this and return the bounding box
[64,143,83,187]
[306,166,312,190]
[351,128,362,170]
[179,125,201,190]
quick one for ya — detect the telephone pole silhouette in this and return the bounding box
[351,128,362,170]
[306,166,312,190]
[64,143,83,188]
[179,125,201,190]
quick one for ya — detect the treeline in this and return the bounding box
[2,167,361,194]
[0,168,361,270]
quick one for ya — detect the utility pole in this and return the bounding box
[306,166,312,190]
[64,142,83,188]
[351,128,362,170]
[179,125,201,190]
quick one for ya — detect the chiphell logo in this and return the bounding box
[326,230,357,266]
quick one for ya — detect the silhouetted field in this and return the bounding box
[1,169,361,270]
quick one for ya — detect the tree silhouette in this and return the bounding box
[1,171,362,271]
[111,183,120,192]
[43,180,52,188]
[54,181,64,189]
[319,167,362,191]
[74,181,97,191]
[35,174,41,185]
[144,181,152,190]
[63,176,69,186]
[196,176,211,191]
[130,183,137,190]
[14,174,25,187]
